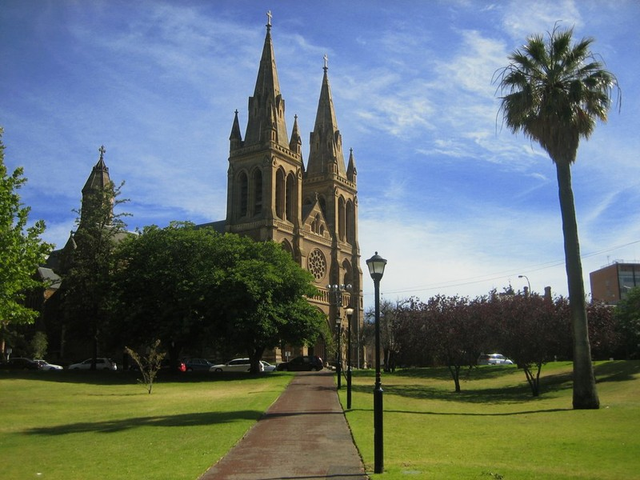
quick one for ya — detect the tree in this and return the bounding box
[125,339,166,394]
[111,223,327,373]
[0,128,52,353]
[62,178,129,369]
[614,287,640,359]
[495,26,619,409]
[497,294,568,396]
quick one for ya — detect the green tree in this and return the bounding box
[125,339,166,394]
[614,287,640,359]
[495,26,619,409]
[62,180,129,369]
[111,223,326,373]
[0,128,52,352]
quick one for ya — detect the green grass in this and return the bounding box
[340,361,640,479]
[2,362,639,479]
[0,371,291,479]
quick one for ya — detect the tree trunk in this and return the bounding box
[555,162,599,409]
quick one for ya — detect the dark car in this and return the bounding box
[183,358,214,372]
[1,357,42,370]
[277,355,323,371]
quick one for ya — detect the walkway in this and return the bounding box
[199,371,368,479]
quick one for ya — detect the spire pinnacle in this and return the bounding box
[266,10,272,28]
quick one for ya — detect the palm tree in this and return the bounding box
[495,26,619,409]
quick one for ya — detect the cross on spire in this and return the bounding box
[98,145,106,160]
[266,10,272,27]
[323,54,328,71]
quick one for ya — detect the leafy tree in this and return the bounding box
[30,331,48,359]
[497,294,568,396]
[125,339,166,394]
[62,178,129,369]
[495,26,619,409]
[111,223,327,373]
[614,287,640,359]
[0,128,52,352]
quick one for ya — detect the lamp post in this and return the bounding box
[345,306,354,409]
[328,284,350,389]
[335,320,342,389]
[518,275,531,296]
[366,252,387,474]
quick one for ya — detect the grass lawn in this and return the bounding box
[0,371,291,479]
[341,361,640,479]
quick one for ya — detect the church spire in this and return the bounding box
[229,109,243,151]
[243,12,289,148]
[347,148,357,183]
[306,55,346,177]
[82,145,110,195]
[289,114,302,156]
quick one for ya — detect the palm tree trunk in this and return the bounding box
[555,161,600,409]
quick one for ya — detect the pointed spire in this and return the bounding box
[347,148,357,183]
[307,55,346,177]
[289,114,302,156]
[244,13,289,148]
[82,145,111,195]
[230,109,243,150]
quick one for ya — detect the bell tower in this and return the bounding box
[226,14,304,261]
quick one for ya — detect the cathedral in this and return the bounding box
[214,16,363,361]
[48,16,363,364]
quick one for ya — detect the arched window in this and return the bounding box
[286,173,296,222]
[275,169,285,219]
[253,169,262,215]
[338,196,346,241]
[238,171,248,218]
[346,199,355,244]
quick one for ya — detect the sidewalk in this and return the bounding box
[199,370,368,479]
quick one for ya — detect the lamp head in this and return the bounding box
[366,252,387,281]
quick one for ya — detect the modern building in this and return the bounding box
[590,262,640,305]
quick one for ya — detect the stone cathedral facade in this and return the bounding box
[218,19,363,360]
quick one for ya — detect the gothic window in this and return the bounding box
[275,168,285,219]
[338,196,346,241]
[307,249,327,281]
[253,169,263,215]
[238,171,248,218]
[346,199,355,244]
[342,259,352,286]
[286,173,296,222]
[318,196,327,220]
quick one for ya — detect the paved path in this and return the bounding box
[199,371,368,479]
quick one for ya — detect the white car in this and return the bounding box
[477,353,513,365]
[69,358,117,371]
[210,358,264,373]
[35,359,63,371]
[260,361,276,372]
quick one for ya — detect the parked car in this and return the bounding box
[477,353,513,365]
[69,358,117,371]
[260,360,276,373]
[161,359,187,373]
[210,358,264,373]
[35,359,63,371]
[183,358,214,372]
[276,355,324,371]
[1,357,42,370]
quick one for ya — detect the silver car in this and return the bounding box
[210,358,264,373]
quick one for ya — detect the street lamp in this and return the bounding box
[366,251,387,474]
[328,284,350,389]
[518,275,531,296]
[345,306,354,409]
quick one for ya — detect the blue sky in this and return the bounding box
[1,0,639,309]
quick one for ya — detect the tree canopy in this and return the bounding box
[0,128,52,334]
[110,223,327,372]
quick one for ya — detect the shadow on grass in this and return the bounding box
[594,360,640,383]
[25,410,263,436]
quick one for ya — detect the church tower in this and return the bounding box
[225,15,362,359]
